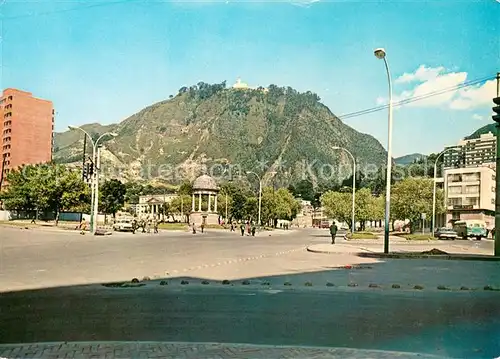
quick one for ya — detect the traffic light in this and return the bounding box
[82,163,88,180]
[493,97,500,123]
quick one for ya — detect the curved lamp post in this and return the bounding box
[374,47,393,254]
[246,171,276,227]
[332,146,356,233]
[68,126,117,234]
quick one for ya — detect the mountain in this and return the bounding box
[394,153,427,166]
[466,123,497,139]
[53,82,387,186]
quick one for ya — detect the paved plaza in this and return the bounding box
[1,226,500,358]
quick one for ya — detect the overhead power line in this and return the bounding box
[338,75,496,120]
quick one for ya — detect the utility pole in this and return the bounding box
[493,72,500,256]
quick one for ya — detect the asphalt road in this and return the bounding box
[1,284,499,358]
[1,226,500,358]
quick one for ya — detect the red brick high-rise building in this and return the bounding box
[0,88,54,189]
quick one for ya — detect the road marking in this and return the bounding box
[163,246,306,276]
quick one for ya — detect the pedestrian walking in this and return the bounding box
[192,223,197,234]
[251,225,256,237]
[240,223,245,236]
[153,217,158,234]
[201,222,205,233]
[329,222,338,244]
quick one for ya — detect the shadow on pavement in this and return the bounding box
[1,260,500,358]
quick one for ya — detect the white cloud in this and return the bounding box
[377,65,495,110]
[472,114,484,121]
[449,79,496,110]
[395,65,446,84]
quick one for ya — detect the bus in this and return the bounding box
[452,220,487,240]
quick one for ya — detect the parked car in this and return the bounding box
[434,227,458,240]
[113,218,134,232]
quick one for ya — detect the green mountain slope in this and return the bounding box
[53,82,387,186]
[466,123,497,139]
[395,153,426,166]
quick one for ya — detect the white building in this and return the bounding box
[135,194,179,219]
[443,166,495,227]
[443,132,496,169]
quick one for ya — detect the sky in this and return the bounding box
[1,0,499,157]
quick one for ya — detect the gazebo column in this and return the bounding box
[214,195,217,213]
[208,194,212,213]
[192,194,195,212]
[198,193,202,211]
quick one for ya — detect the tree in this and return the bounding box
[321,191,351,228]
[99,179,126,220]
[355,188,383,230]
[292,180,315,201]
[391,177,445,233]
[170,194,191,222]
[178,181,193,196]
[0,163,89,223]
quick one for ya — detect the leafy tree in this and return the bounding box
[124,181,144,203]
[391,177,445,233]
[292,179,315,201]
[99,179,126,219]
[244,196,258,222]
[321,191,352,228]
[0,163,89,223]
[170,194,191,222]
[178,181,193,196]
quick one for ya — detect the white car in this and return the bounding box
[113,219,134,232]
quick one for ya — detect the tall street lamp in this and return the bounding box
[431,149,455,235]
[68,126,117,234]
[246,171,276,227]
[374,47,393,254]
[332,146,356,234]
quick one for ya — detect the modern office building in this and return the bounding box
[443,132,496,169]
[0,88,54,189]
[443,166,495,227]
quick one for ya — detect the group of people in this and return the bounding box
[132,217,159,234]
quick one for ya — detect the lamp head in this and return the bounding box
[374,48,386,59]
[332,146,340,150]
[68,125,77,130]
[109,132,118,137]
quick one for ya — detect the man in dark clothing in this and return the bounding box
[329,222,338,244]
[240,223,245,236]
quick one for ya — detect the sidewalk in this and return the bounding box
[0,341,446,358]
[308,240,493,257]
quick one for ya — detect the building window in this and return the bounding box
[448,198,462,206]
[464,197,479,206]
[465,185,479,194]
[448,186,462,194]
[448,174,462,182]
[7,96,12,101]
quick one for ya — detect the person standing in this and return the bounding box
[153,217,158,234]
[240,223,245,236]
[329,222,338,244]
[201,222,205,234]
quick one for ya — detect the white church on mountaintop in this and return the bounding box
[232,78,269,93]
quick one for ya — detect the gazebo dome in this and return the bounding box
[193,174,218,191]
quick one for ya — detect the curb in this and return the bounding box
[306,246,370,255]
[357,252,500,262]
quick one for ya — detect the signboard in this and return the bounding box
[421,213,426,220]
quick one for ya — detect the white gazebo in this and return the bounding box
[191,174,219,225]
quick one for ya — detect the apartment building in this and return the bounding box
[443,132,496,169]
[444,166,495,227]
[0,89,54,189]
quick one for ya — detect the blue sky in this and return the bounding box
[1,0,499,157]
